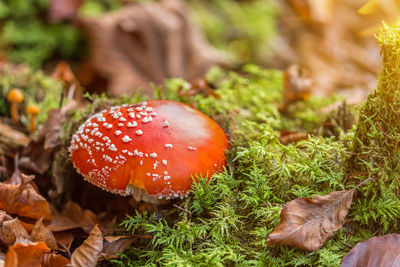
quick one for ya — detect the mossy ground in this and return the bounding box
[47,23,400,267]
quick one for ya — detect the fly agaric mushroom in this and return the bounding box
[69,100,228,203]
[26,104,40,133]
[7,88,24,123]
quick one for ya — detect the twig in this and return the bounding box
[173,204,192,215]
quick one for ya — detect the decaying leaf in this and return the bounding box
[341,234,400,267]
[77,0,228,96]
[53,231,74,250]
[279,130,309,145]
[100,235,136,261]
[267,189,354,251]
[49,201,102,234]
[282,64,312,105]
[31,218,58,250]
[0,174,51,220]
[40,252,70,267]
[0,218,31,247]
[4,241,50,267]
[70,225,103,267]
[51,61,83,103]
[48,0,83,22]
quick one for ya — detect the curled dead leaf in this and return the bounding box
[78,0,228,96]
[40,252,70,267]
[4,241,50,267]
[0,218,31,247]
[100,235,136,261]
[31,218,58,250]
[70,225,103,267]
[0,174,51,220]
[49,201,102,234]
[267,189,354,251]
[341,234,400,267]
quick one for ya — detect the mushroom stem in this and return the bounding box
[11,103,20,123]
[29,114,36,133]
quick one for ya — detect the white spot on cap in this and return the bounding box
[188,146,197,151]
[163,120,170,127]
[165,144,173,149]
[162,160,167,165]
[142,117,150,123]
[122,135,132,142]
[115,130,122,136]
[106,124,112,129]
[150,153,157,158]
[127,121,137,128]
[118,123,124,127]
[108,144,117,151]
[128,112,135,118]
[146,107,153,112]
[136,130,143,135]
[119,117,127,122]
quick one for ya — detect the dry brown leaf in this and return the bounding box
[49,201,102,234]
[40,252,70,267]
[341,234,400,267]
[100,235,136,261]
[51,61,83,103]
[282,64,312,105]
[31,218,58,250]
[267,189,354,251]
[279,130,309,145]
[70,225,103,267]
[4,241,50,267]
[54,231,74,250]
[48,0,83,22]
[0,218,31,246]
[0,174,51,220]
[77,0,228,96]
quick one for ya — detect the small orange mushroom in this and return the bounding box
[7,89,24,123]
[26,105,40,133]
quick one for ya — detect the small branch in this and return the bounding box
[173,204,192,215]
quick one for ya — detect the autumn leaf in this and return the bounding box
[101,235,136,261]
[0,174,51,220]
[70,225,103,267]
[48,0,83,22]
[0,218,31,246]
[49,201,102,234]
[40,252,69,267]
[31,218,58,250]
[267,189,354,251]
[77,0,228,96]
[341,234,400,267]
[4,241,50,267]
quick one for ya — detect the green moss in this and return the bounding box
[347,24,400,231]
[98,65,356,266]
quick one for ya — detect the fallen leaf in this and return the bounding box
[0,123,31,158]
[54,231,74,250]
[0,174,51,220]
[51,61,83,103]
[77,0,228,96]
[0,218,31,246]
[49,201,102,234]
[31,218,58,250]
[70,225,103,267]
[40,252,70,267]
[341,234,400,267]
[48,0,83,22]
[279,130,309,145]
[100,235,136,261]
[20,101,79,174]
[267,189,354,251]
[282,64,312,105]
[4,241,50,267]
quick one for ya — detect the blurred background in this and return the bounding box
[0,0,395,99]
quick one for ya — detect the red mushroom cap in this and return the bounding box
[69,100,228,201]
